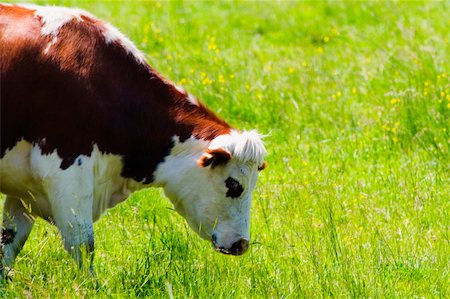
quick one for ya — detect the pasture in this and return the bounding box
[1,1,449,297]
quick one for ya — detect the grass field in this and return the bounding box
[1,1,449,297]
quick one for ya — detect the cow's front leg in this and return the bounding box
[1,196,35,280]
[32,152,96,272]
[51,193,95,272]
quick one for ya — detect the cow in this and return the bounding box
[0,3,266,278]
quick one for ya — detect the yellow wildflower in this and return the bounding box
[390,98,400,105]
[202,77,212,85]
[208,43,217,50]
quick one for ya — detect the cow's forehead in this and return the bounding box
[208,130,267,167]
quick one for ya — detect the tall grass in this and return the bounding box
[1,1,449,297]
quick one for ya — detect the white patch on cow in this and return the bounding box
[153,131,266,252]
[187,93,199,106]
[174,84,186,95]
[19,4,90,53]
[0,139,45,205]
[102,22,146,65]
[90,146,137,221]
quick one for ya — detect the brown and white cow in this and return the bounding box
[0,4,266,276]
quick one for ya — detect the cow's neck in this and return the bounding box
[115,65,231,186]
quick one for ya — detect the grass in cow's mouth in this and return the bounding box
[1,0,449,298]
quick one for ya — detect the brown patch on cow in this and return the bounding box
[198,148,232,168]
[0,4,231,183]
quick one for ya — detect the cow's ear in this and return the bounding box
[258,162,267,171]
[198,148,231,168]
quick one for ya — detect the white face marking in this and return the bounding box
[153,133,265,251]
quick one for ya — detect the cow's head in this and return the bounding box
[155,131,266,255]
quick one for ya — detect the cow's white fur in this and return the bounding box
[209,130,267,166]
[0,141,135,221]
[187,93,199,106]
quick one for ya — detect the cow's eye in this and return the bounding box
[225,177,243,198]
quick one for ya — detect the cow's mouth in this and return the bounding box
[212,238,235,255]
[211,235,249,256]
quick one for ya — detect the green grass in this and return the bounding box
[1,1,449,297]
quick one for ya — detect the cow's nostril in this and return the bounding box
[229,238,249,255]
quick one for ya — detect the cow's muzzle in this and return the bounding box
[212,235,249,256]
